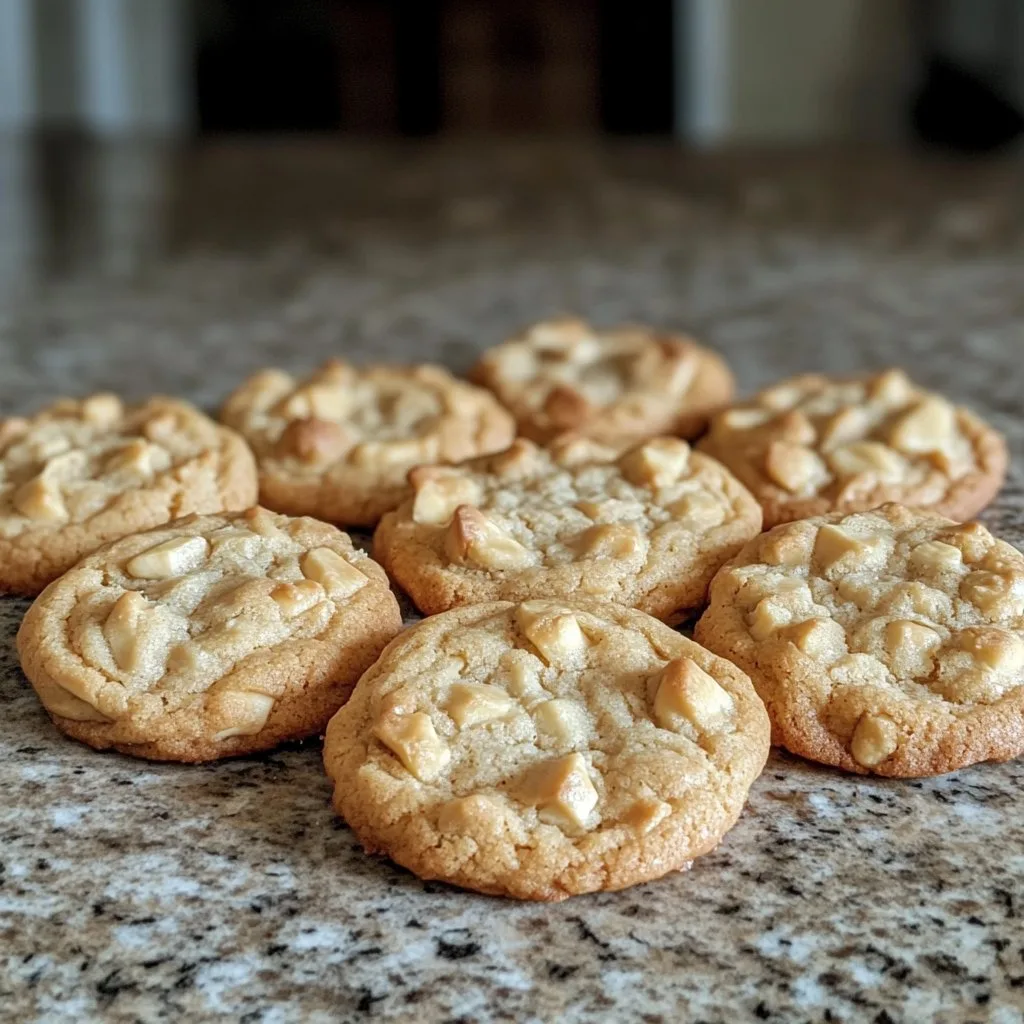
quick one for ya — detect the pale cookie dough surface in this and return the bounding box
[695,503,1024,777]
[374,436,762,621]
[470,318,734,444]
[0,395,257,595]
[697,370,1007,528]
[220,361,515,526]
[324,598,769,901]
[17,508,403,762]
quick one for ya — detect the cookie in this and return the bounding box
[373,435,762,622]
[469,318,734,444]
[697,370,1007,528]
[220,361,515,527]
[323,598,769,900]
[0,394,257,596]
[17,508,403,762]
[695,503,1024,777]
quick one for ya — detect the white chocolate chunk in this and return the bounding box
[375,711,451,781]
[619,438,690,489]
[13,475,67,521]
[447,683,517,729]
[764,441,828,493]
[520,752,599,831]
[850,714,899,768]
[301,547,367,599]
[958,628,1024,672]
[828,441,906,482]
[410,472,482,525]
[103,591,150,671]
[620,798,672,834]
[445,506,535,570]
[909,541,963,575]
[576,522,644,560]
[870,368,913,406]
[888,397,956,454]
[653,657,733,733]
[813,524,881,572]
[516,602,587,666]
[106,439,160,475]
[533,698,589,746]
[784,617,848,662]
[81,393,123,427]
[270,579,323,618]
[718,407,772,430]
[437,794,503,834]
[126,536,210,580]
[884,619,941,677]
[210,691,276,740]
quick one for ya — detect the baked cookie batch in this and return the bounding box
[6,316,1019,901]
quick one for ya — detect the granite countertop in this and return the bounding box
[1,139,1023,1023]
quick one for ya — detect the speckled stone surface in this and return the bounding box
[2,140,1024,1023]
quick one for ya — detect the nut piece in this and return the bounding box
[445,506,535,570]
[437,794,502,835]
[270,579,323,618]
[783,617,848,662]
[543,385,592,429]
[813,524,881,572]
[653,657,734,733]
[958,627,1024,672]
[300,547,368,599]
[850,713,899,768]
[410,471,482,525]
[533,698,589,746]
[819,407,868,450]
[103,591,150,671]
[870,369,913,406]
[619,438,690,489]
[576,523,644,560]
[828,441,906,482]
[374,711,451,781]
[13,475,67,521]
[888,397,955,455]
[520,752,599,831]
[908,541,963,575]
[210,691,276,741]
[620,798,672,834]
[81,393,123,428]
[764,441,828,493]
[776,410,817,446]
[447,682,517,729]
[125,536,210,579]
[884,619,942,677]
[277,418,352,464]
[515,602,588,666]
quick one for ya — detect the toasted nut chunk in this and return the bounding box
[437,794,502,835]
[909,541,963,575]
[620,798,672,834]
[374,711,450,781]
[870,369,913,406]
[81,393,123,428]
[516,602,587,665]
[576,523,644,560]
[619,438,690,488]
[784,618,848,662]
[718,407,772,430]
[543,385,591,429]
[884,619,941,677]
[411,472,482,525]
[521,752,599,830]
[958,627,1024,671]
[210,691,276,741]
[277,418,352,464]
[818,406,868,450]
[776,410,817,446]
[13,475,67,521]
[960,570,1022,617]
[813,524,880,572]
[301,547,367,599]
[667,492,726,528]
[103,591,150,671]
[888,397,955,454]
[653,657,733,733]
[533,698,589,746]
[126,536,210,579]
[447,683,517,728]
[828,441,906,482]
[445,506,535,570]
[850,713,899,768]
[764,441,828,493]
[574,499,604,520]
[270,579,323,618]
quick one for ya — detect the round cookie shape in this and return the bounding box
[469,318,734,444]
[697,370,1007,528]
[220,361,515,526]
[17,508,403,761]
[0,394,257,595]
[695,503,1024,777]
[373,435,763,621]
[323,598,769,900]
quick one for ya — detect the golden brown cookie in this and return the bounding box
[323,598,769,900]
[695,503,1024,777]
[0,394,257,596]
[697,370,1007,528]
[220,361,515,526]
[373,435,762,621]
[470,318,734,444]
[17,508,403,762]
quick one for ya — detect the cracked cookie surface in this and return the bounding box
[373,436,762,621]
[697,370,1006,527]
[323,598,769,900]
[695,503,1024,777]
[0,394,257,595]
[17,508,403,761]
[220,361,515,526]
[470,318,734,444]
